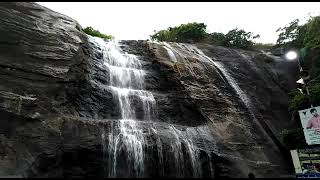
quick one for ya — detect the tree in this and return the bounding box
[279,15,320,143]
[208,32,227,46]
[304,16,320,50]
[175,22,207,42]
[276,19,301,46]
[150,22,207,43]
[150,23,260,50]
[224,28,260,49]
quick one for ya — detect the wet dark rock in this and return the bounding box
[0,2,297,178]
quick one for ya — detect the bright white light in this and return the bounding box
[296,78,305,84]
[286,51,298,60]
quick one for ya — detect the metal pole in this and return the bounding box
[297,57,303,72]
[306,86,314,108]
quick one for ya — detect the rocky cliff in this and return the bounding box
[0,2,298,178]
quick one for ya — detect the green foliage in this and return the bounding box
[275,15,320,54]
[208,28,260,49]
[223,28,260,50]
[280,128,307,149]
[288,91,309,112]
[83,26,113,40]
[279,15,320,108]
[276,19,301,46]
[151,22,207,43]
[176,22,207,42]
[310,83,320,105]
[208,29,260,50]
[304,16,320,50]
[288,83,320,112]
[151,29,176,42]
[150,23,259,50]
[252,43,275,51]
[208,32,226,46]
[280,16,320,147]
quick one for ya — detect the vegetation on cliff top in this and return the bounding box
[280,15,320,110]
[83,26,113,40]
[150,22,260,50]
[148,16,320,149]
[278,15,320,149]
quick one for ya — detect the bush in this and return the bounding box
[275,15,320,61]
[288,83,320,112]
[150,23,259,50]
[284,16,320,112]
[208,32,226,46]
[280,128,307,149]
[150,22,207,43]
[304,16,320,51]
[252,43,275,51]
[223,28,260,50]
[83,26,113,40]
[288,91,309,112]
[276,19,302,47]
[279,16,320,147]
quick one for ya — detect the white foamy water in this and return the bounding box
[181,44,277,151]
[168,125,203,177]
[90,37,217,177]
[162,42,178,62]
[179,44,252,107]
[89,36,155,177]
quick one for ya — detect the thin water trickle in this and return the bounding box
[162,42,178,62]
[168,125,203,178]
[183,44,252,108]
[186,44,277,151]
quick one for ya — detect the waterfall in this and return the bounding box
[164,42,253,113]
[162,42,279,151]
[89,36,155,177]
[210,61,252,108]
[88,37,216,178]
[171,125,202,178]
[162,42,178,62]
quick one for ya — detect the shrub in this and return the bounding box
[150,22,207,43]
[208,32,227,46]
[288,83,320,112]
[223,28,260,50]
[304,16,320,51]
[276,19,302,47]
[280,128,307,149]
[150,23,259,50]
[83,26,113,40]
[252,43,275,51]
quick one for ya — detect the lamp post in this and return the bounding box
[285,50,313,107]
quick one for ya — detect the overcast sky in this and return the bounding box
[37,2,320,44]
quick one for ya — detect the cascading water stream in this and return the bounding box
[170,125,203,177]
[163,42,257,118]
[161,42,279,151]
[191,46,277,143]
[89,36,155,177]
[87,37,217,178]
[162,42,178,62]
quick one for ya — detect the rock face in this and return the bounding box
[0,2,298,178]
[148,42,297,177]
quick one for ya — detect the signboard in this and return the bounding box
[299,106,320,145]
[291,149,320,178]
